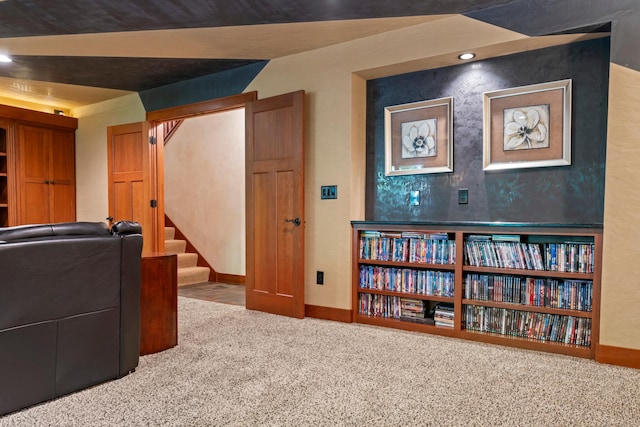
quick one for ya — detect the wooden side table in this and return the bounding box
[140,253,177,355]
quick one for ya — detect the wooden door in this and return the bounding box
[245,91,305,318]
[17,124,76,225]
[107,122,155,253]
[18,125,50,224]
[50,130,76,223]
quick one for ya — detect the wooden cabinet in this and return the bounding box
[140,253,178,355]
[0,119,16,227]
[352,222,602,359]
[0,105,77,226]
[0,123,9,226]
[18,125,76,224]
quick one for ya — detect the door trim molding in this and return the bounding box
[145,92,257,255]
[146,92,258,122]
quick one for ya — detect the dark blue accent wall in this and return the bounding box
[139,61,268,112]
[366,38,610,224]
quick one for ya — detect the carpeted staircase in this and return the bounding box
[164,226,211,286]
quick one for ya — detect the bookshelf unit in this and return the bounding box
[352,222,602,359]
[0,124,9,227]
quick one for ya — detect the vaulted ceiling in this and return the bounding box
[0,0,632,111]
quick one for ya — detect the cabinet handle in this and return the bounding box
[50,180,55,185]
[44,180,49,184]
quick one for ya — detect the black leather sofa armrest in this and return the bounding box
[118,232,143,376]
[111,221,142,236]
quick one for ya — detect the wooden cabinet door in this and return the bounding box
[17,125,76,225]
[0,120,12,226]
[50,130,76,223]
[19,125,51,224]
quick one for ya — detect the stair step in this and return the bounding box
[165,226,176,240]
[177,252,198,268]
[165,239,186,254]
[178,266,211,286]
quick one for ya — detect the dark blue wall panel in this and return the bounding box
[467,0,638,72]
[366,38,610,224]
[139,61,268,112]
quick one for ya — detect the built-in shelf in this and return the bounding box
[352,221,602,359]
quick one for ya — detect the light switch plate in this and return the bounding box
[458,188,469,204]
[409,191,420,206]
[321,185,337,199]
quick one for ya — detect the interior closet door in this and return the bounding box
[107,122,158,253]
[245,90,305,318]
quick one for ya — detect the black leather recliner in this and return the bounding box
[0,221,143,416]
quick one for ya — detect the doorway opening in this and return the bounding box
[146,90,306,318]
[162,109,247,306]
[146,93,257,306]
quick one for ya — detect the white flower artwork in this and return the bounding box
[503,105,550,150]
[401,118,437,158]
[384,96,453,175]
[483,79,571,171]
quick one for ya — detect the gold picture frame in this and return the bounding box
[483,79,572,171]
[384,97,453,176]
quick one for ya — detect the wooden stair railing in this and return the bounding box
[163,119,183,144]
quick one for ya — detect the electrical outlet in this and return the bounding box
[316,271,324,285]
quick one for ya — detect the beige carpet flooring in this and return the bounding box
[1,297,639,426]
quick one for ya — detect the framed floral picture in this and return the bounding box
[384,97,453,176]
[483,79,572,171]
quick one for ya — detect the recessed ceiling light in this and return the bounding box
[458,52,476,60]
[0,55,12,63]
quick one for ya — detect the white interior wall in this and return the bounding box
[71,94,146,223]
[164,108,246,276]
